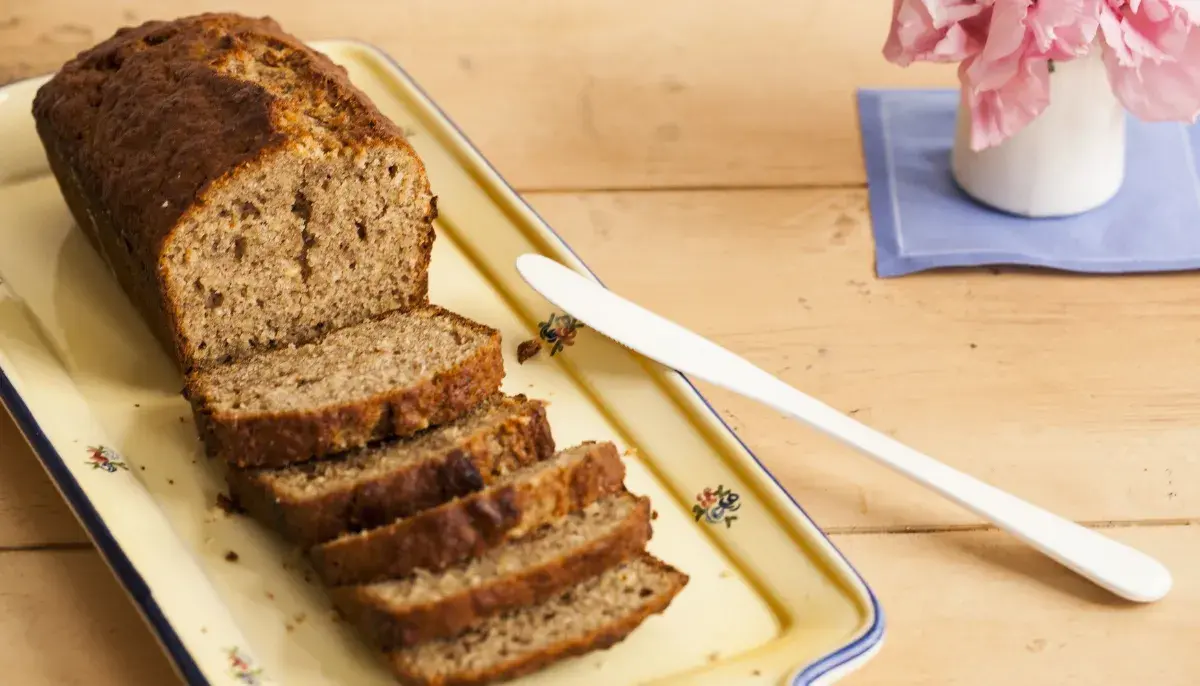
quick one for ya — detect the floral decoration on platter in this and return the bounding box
[86,445,128,473]
[537,311,584,356]
[226,646,264,685]
[884,0,1200,150]
[693,485,741,528]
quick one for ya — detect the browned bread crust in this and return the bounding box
[384,555,688,686]
[186,308,504,468]
[331,495,652,649]
[32,13,434,370]
[309,441,627,586]
[228,395,555,546]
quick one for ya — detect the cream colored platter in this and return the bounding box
[0,41,883,686]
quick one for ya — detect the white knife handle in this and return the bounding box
[738,365,1172,603]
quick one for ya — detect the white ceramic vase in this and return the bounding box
[950,52,1126,218]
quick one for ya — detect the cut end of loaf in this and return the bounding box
[163,144,434,368]
[145,14,435,369]
[385,555,687,685]
[33,12,436,371]
[185,306,506,467]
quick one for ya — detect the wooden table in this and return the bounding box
[2,2,1197,683]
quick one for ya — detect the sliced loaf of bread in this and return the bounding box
[331,492,651,649]
[309,441,626,586]
[383,554,687,686]
[228,394,554,546]
[186,306,504,468]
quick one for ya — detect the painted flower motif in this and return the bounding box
[226,647,264,685]
[693,485,741,529]
[86,446,128,473]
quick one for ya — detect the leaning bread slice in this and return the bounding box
[384,554,687,686]
[228,394,554,546]
[309,441,626,586]
[332,492,652,649]
[186,306,504,468]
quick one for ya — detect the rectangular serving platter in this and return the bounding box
[0,40,883,685]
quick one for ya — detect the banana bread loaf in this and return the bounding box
[35,15,687,686]
[32,13,435,371]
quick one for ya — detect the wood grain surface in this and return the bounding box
[0,0,959,191]
[0,1,1194,684]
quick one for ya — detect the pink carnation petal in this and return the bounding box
[965,56,1053,150]
[1105,28,1200,120]
[1029,0,1102,58]
[1101,0,1200,120]
[931,24,976,59]
[884,0,989,65]
[1099,3,1135,64]
[935,1,988,25]
[1101,0,1192,65]
[966,0,1033,91]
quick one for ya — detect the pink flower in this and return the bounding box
[883,0,991,65]
[1099,0,1200,121]
[961,0,1100,149]
[883,0,1200,147]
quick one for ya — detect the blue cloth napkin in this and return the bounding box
[858,89,1200,277]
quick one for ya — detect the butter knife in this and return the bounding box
[515,253,1171,603]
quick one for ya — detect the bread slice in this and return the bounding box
[309,441,626,586]
[227,394,554,546]
[186,306,504,468]
[383,554,687,686]
[332,492,652,649]
[33,14,436,371]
